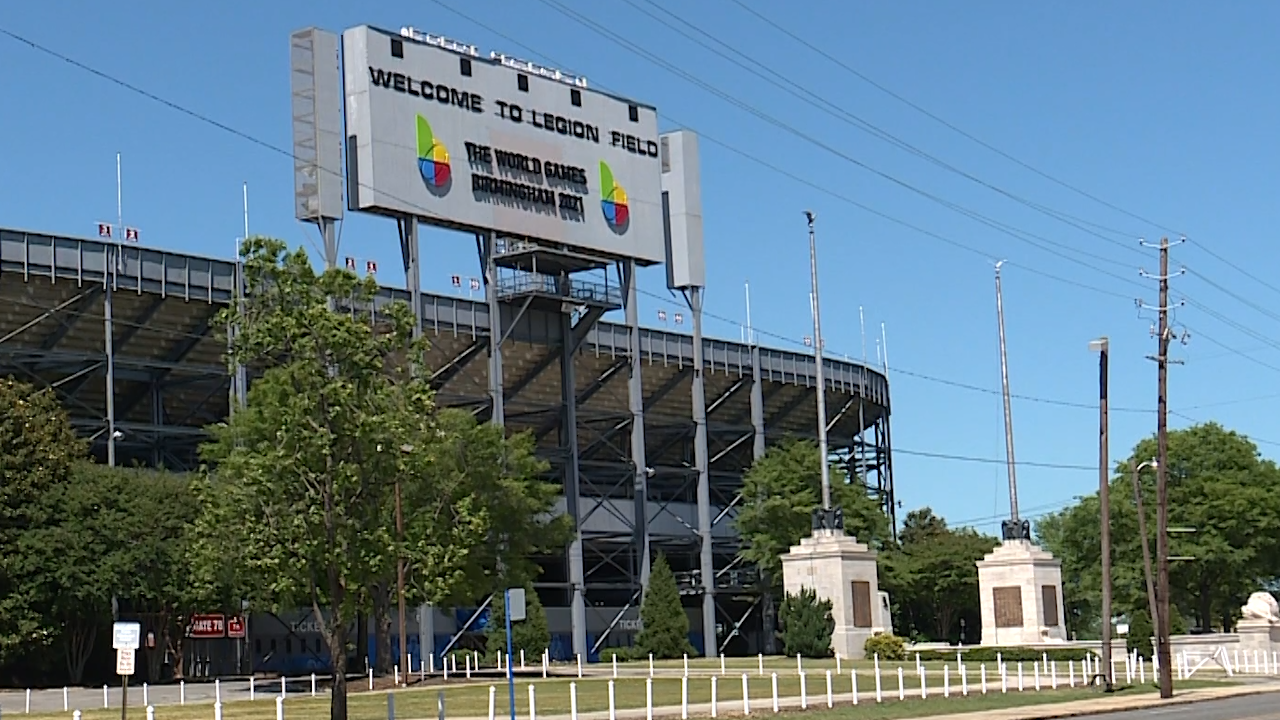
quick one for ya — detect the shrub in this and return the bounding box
[864,633,906,661]
[778,588,835,658]
[634,554,695,659]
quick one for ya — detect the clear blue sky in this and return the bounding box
[3,1,1278,535]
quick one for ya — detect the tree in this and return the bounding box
[879,508,996,642]
[0,379,83,666]
[777,588,835,658]
[634,554,694,659]
[736,437,889,591]
[735,437,889,651]
[485,585,551,661]
[193,238,445,720]
[1039,422,1280,638]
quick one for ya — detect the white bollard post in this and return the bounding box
[528,683,537,720]
[146,705,154,720]
[1017,662,1024,692]
[981,663,988,695]
[944,666,950,698]
[874,655,883,703]
[577,653,583,679]
[1000,663,1007,694]
[282,674,287,697]
[800,671,807,709]
[430,655,435,675]
[1034,662,1040,691]
[103,684,109,709]
[851,670,859,705]
[646,678,654,720]
[836,653,842,674]
[181,680,186,705]
[649,653,655,678]
[73,711,82,720]
[896,666,905,701]
[1051,660,1058,689]
[720,654,726,676]
[740,673,750,715]
[488,686,496,720]
[757,653,764,676]
[613,654,618,678]
[1139,657,1145,684]
[63,686,69,712]
[683,654,689,677]
[521,649,526,669]
[680,677,688,720]
[142,683,148,707]
[571,682,579,720]
[251,676,256,701]
[1069,660,1075,688]
[275,695,284,720]
[961,663,968,696]
[311,673,317,697]
[215,701,223,720]
[825,669,833,708]
[369,668,374,691]
[542,650,548,679]
[466,654,472,680]
[920,667,927,699]
[711,676,718,718]
[770,673,779,713]
[608,680,617,720]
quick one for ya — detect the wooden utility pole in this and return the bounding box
[1140,236,1184,699]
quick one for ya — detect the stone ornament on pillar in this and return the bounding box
[1237,591,1280,657]
[780,528,886,659]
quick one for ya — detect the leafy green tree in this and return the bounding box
[635,554,694,659]
[736,438,888,588]
[0,379,83,665]
[485,585,551,661]
[194,237,442,720]
[880,508,996,642]
[1039,422,1280,638]
[777,587,834,657]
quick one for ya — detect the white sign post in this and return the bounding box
[113,622,142,720]
[504,588,527,720]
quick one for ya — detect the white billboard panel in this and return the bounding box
[342,25,666,264]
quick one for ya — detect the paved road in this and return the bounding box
[1067,691,1280,719]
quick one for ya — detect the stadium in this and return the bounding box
[0,23,895,674]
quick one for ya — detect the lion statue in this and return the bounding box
[1241,592,1280,622]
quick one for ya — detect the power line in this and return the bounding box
[5,23,1279,458]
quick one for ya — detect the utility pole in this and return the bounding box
[1089,337,1112,691]
[1139,236,1186,700]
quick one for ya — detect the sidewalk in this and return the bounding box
[416,680,1280,720]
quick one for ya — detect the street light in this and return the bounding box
[1132,459,1160,654]
[1088,337,1112,691]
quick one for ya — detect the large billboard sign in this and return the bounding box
[342,25,666,264]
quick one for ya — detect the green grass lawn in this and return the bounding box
[35,671,1234,720]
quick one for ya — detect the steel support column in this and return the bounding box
[104,247,118,467]
[319,217,338,270]
[687,287,716,656]
[398,217,422,338]
[560,310,588,659]
[482,233,504,427]
[622,260,650,588]
[749,343,765,460]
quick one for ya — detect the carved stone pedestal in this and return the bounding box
[976,539,1067,646]
[780,529,886,659]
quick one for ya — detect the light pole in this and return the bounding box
[1131,458,1160,656]
[1088,337,1112,691]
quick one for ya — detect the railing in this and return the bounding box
[497,274,622,308]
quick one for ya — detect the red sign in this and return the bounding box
[187,614,226,639]
[226,615,247,639]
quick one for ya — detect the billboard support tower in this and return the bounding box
[290,27,345,269]
[664,131,712,655]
